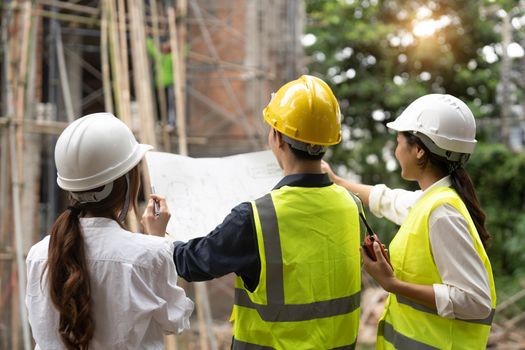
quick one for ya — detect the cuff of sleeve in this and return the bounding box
[369,184,387,218]
[433,283,454,319]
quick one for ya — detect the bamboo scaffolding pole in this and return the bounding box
[0,117,208,142]
[0,124,9,350]
[128,0,157,148]
[36,0,99,16]
[149,0,170,151]
[168,5,187,156]
[9,121,32,350]
[4,3,32,347]
[14,0,31,182]
[24,4,39,122]
[100,2,114,114]
[1,0,12,246]
[177,0,188,146]
[117,0,132,126]
[33,9,100,26]
[55,24,75,122]
[107,0,124,119]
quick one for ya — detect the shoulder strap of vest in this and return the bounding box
[347,191,366,241]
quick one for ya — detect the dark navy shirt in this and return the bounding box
[173,173,333,292]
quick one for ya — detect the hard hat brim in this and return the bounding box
[57,143,153,192]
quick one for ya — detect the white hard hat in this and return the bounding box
[55,113,153,193]
[387,94,477,155]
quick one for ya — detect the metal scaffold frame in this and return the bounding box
[0,0,303,348]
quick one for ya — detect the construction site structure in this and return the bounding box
[0,0,305,349]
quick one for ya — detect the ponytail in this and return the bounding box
[450,168,491,248]
[46,207,94,349]
[403,132,491,248]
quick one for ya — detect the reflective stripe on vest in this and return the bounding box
[232,186,361,349]
[377,186,496,350]
[378,320,439,350]
[395,294,495,326]
[232,338,357,350]
[235,288,361,322]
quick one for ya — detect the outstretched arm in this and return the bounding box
[321,160,373,207]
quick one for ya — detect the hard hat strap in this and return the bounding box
[412,131,469,164]
[70,182,114,203]
[282,134,327,156]
[118,173,130,223]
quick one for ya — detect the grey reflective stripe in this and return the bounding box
[330,342,356,350]
[460,308,495,325]
[235,288,361,322]
[255,194,284,304]
[233,338,356,350]
[232,338,274,350]
[378,320,440,350]
[396,294,495,325]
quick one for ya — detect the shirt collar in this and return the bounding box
[423,175,452,194]
[272,173,332,190]
[79,217,122,229]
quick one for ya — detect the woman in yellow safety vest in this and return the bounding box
[323,94,496,350]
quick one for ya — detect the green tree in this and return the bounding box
[304,0,525,277]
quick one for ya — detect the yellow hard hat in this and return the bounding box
[263,75,342,146]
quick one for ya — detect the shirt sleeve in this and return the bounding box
[369,184,422,225]
[429,204,492,320]
[173,202,260,291]
[142,240,194,334]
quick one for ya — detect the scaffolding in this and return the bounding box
[0,0,304,348]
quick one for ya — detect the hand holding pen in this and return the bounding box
[151,186,160,217]
[141,186,171,237]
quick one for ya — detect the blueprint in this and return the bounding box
[145,150,283,241]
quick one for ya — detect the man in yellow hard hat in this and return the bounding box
[165,76,361,349]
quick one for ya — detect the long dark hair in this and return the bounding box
[403,132,491,248]
[45,165,141,349]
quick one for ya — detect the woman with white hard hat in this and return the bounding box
[25,113,193,349]
[323,94,496,349]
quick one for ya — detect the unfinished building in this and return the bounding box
[0,0,304,348]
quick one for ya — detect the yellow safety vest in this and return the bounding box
[377,186,496,350]
[231,184,361,350]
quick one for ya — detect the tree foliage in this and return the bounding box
[304,0,525,277]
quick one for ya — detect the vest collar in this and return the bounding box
[273,173,332,190]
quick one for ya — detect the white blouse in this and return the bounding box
[26,217,194,350]
[369,177,492,319]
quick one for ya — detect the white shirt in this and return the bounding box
[26,217,194,350]
[369,177,492,320]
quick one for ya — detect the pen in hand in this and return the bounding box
[151,185,160,218]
